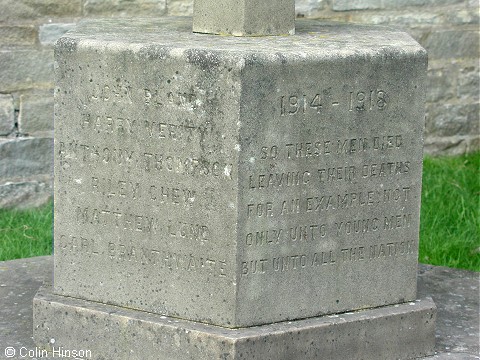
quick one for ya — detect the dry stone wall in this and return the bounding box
[0,0,478,208]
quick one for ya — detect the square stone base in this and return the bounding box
[33,284,436,360]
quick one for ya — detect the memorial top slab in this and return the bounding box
[59,18,425,58]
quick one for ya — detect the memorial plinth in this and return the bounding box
[34,16,435,359]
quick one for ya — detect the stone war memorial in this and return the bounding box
[33,0,436,358]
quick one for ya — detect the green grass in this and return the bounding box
[419,152,480,271]
[0,152,479,271]
[0,201,53,261]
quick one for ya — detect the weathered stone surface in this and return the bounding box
[420,30,479,59]
[0,49,53,92]
[382,0,464,7]
[0,0,81,22]
[424,135,480,156]
[0,180,52,209]
[0,94,15,135]
[427,67,455,103]
[0,25,37,46]
[33,284,436,360]
[1,258,475,359]
[0,137,52,181]
[332,0,383,11]
[39,23,76,46]
[458,65,480,100]
[349,11,444,26]
[427,103,479,137]
[446,9,480,25]
[332,0,464,11]
[166,0,193,16]
[193,0,295,36]
[19,90,54,136]
[418,265,480,356]
[0,257,54,348]
[295,0,327,18]
[53,18,427,328]
[83,0,166,16]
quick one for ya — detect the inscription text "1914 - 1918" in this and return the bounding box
[280,90,387,116]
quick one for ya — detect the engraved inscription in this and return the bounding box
[245,224,326,246]
[90,176,196,207]
[76,206,159,233]
[58,140,234,179]
[147,185,196,206]
[244,213,412,246]
[87,81,206,112]
[80,114,137,135]
[107,242,227,277]
[168,220,210,243]
[280,89,387,116]
[58,234,100,255]
[240,240,416,276]
[248,171,311,189]
[92,177,141,199]
[260,135,403,160]
[80,113,211,142]
[349,90,387,111]
[144,89,199,110]
[144,119,205,141]
[247,162,410,190]
[90,81,133,104]
[75,206,210,242]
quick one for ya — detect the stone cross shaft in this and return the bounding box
[193,0,295,36]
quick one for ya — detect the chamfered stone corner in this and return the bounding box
[53,18,427,329]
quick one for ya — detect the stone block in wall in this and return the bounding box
[446,9,480,25]
[83,0,166,16]
[466,136,480,153]
[39,23,76,46]
[19,90,54,136]
[383,0,464,7]
[424,135,479,156]
[167,0,193,16]
[426,103,479,137]
[0,137,52,181]
[458,65,480,101]
[0,94,15,136]
[421,30,479,59]
[333,0,464,11]
[0,179,52,209]
[0,25,37,46]
[0,0,81,22]
[332,0,382,11]
[351,12,443,26]
[0,49,53,93]
[427,67,455,103]
[296,0,327,17]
